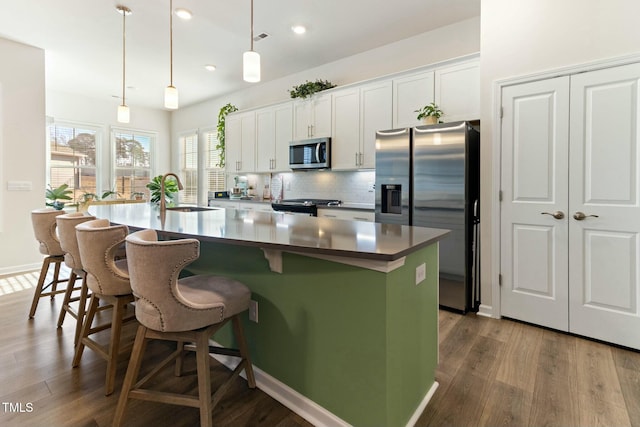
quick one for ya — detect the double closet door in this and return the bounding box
[500,62,640,350]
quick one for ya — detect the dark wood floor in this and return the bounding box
[1,269,639,426]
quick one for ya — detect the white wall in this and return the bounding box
[0,38,46,274]
[479,0,640,314]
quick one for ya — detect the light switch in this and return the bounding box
[7,181,33,191]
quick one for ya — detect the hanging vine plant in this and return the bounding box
[215,103,238,168]
[288,79,336,99]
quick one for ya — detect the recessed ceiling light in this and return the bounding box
[204,64,217,72]
[291,25,306,35]
[175,8,192,20]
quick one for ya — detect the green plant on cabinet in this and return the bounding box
[216,103,238,168]
[146,175,179,206]
[288,79,336,99]
[415,102,443,123]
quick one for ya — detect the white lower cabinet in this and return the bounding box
[317,209,374,222]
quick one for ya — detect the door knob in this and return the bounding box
[573,212,599,221]
[541,211,565,220]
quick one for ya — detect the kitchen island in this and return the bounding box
[90,203,449,427]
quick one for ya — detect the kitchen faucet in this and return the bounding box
[159,172,184,213]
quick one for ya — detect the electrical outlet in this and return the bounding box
[416,263,426,285]
[249,300,259,323]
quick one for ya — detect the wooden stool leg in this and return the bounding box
[73,275,89,346]
[174,340,185,377]
[50,259,62,298]
[196,331,213,427]
[29,258,51,318]
[72,294,99,368]
[57,271,78,327]
[104,297,127,396]
[113,325,148,427]
[232,316,256,388]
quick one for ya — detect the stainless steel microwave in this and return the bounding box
[289,137,331,170]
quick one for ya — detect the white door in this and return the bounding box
[500,76,571,331]
[500,62,640,350]
[568,63,640,349]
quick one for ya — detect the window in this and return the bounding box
[180,133,198,204]
[112,129,154,200]
[204,130,226,194]
[48,122,99,202]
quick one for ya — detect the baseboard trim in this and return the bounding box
[477,304,496,318]
[0,262,40,277]
[406,381,439,427]
[209,342,350,427]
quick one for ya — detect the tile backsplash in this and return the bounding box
[237,170,375,205]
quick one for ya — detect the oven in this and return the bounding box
[271,199,341,216]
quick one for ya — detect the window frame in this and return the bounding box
[110,126,156,200]
[47,120,103,202]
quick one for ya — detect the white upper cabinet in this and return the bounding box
[435,59,480,122]
[256,102,293,172]
[332,81,392,170]
[393,71,435,128]
[331,87,361,170]
[293,93,332,140]
[360,80,392,169]
[225,110,256,173]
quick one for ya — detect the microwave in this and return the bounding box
[289,137,331,170]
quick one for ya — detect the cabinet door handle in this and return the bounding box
[541,211,565,220]
[310,124,314,137]
[573,212,599,221]
[355,152,359,166]
[359,152,363,166]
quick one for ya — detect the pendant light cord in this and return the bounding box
[169,0,173,86]
[250,0,254,51]
[122,9,126,105]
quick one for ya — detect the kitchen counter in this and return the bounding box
[89,203,444,427]
[89,203,447,264]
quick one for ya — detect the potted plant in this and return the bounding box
[288,79,336,99]
[215,103,238,168]
[146,175,179,206]
[131,192,145,201]
[45,183,73,210]
[415,102,443,125]
[101,189,119,200]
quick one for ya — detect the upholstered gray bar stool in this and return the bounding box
[73,219,136,395]
[114,229,256,427]
[29,208,72,318]
[55,212,96,345]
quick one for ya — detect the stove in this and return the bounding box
[271,199,342,216]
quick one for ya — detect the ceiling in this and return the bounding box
[0,0,480,110]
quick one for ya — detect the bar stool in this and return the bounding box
[114,229,256,427]
[29,208,72,318]
[55,212,96,345]
[73,219,136,395]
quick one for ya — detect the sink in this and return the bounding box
[166,206,217,213]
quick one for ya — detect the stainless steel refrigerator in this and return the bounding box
[375,121,480,312]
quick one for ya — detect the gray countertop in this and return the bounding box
[90,204,448,261]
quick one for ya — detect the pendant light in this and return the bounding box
[116,5,131,123]
[164,0,179,109]
[243,0,260,83]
